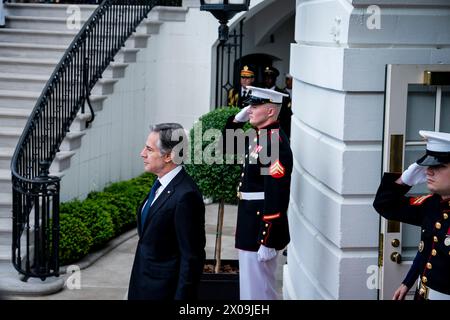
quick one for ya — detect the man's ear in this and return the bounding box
[163,152,173,163]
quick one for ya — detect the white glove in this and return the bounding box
[400,162,427,186]
[257,245,277,262]
[234,106,250,122]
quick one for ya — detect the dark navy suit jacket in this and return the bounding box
[128,168,206,300]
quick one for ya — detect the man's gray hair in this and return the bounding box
[150,123,188,159]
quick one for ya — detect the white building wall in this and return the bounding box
[61,3,217,201]
[286,0,450,299]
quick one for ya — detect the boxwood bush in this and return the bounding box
[58,172,156,264]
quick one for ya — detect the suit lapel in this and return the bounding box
[142,168,186,233]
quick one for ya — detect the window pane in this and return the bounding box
[406,84,436,141]
[441,87,450,133]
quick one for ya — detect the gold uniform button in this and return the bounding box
[434,236,438,243]
[239,182,242,187]
[256,211,260,215]
[435,222,441,229]
[262,231,266,235]
[422,276,427,283]
[265,223,269,227]
[241,173,244,177]
[444,213,449,220]
[432,249,437,256]
[419,288,426,296]
[261,239,264,243]
[426,263,432,270]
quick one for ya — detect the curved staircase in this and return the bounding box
[0,2,187,295]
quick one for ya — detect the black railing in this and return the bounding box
[10,0,169,280]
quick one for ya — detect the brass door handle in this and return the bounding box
[390,252,402,264]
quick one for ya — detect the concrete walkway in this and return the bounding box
[5,203,286,300]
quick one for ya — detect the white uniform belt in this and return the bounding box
[417,278,450,300]
[238,192,265,200]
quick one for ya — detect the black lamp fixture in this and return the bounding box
[200,0,250,43]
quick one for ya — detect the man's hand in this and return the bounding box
[257,245,277,262]
[392,284,409,300]
[399,163,427,186]
[234,106,250,123]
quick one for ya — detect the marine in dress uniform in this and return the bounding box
[373,130,450,300]
[262,66,293,139]
[227,66,255,109]
[224,86,292,300]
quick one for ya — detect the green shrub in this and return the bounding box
[61,198,114,249]
[58,214,93,265]
[87,191,136,235]
[185,107,245,204]
[58,172,156,263]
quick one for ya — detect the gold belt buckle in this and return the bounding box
[419,282,429,299]
[237,191,242,200]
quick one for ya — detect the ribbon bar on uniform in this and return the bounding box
[237,191,265,200]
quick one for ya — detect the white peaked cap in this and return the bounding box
[245,86,288,104]
[419,130,450,152]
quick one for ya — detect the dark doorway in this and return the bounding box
[233,53,280,89]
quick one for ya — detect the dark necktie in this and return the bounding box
[141,179,161,231]
[242,90,247,98]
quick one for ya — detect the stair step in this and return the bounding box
[0,73,48,93]
[0,29,77,46]
[0,148,14,171]
[0,107,31,128]
[0,245,10,261]
[0,218,12,245]
[0,57,57,76]
[0,193,12,219]
[0,89,40,109]
[5,3,97,19]
[0,42,66,60]
[5,15,88,31]
[0,169,12,195]
[0,127,23,149]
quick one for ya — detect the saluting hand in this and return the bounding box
[234,106,251,123]
[399,163,427,186]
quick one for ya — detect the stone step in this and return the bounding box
[0,127,22,149]
[0,107,31,129]
[0,193,12,219]
[0,217,12,246]
[0,169,12,195]
[0,57,57,76]
[0,73,48,93]
[0,245,10,263]
[0,147,14,171]
[0,89,40,109]
[0,42,66,60]
[5,3,97,20]
[147,6,188,22]
[49,150,76,173]
[0,29,77,46]
[5,15,88,31]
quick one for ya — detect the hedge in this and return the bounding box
[58,172,156,264]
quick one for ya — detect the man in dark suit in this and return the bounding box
[128,123,206,300]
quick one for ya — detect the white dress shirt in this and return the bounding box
[142,166,183,210]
